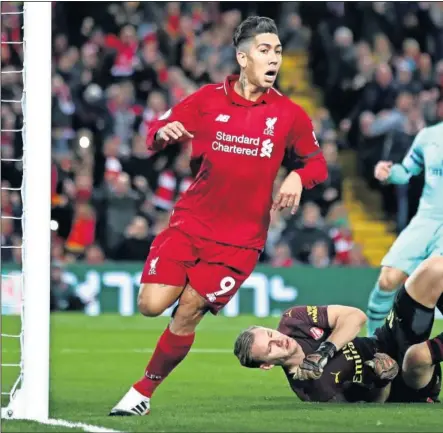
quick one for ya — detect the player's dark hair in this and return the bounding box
[234,326,262,368]
[233,16,278,49]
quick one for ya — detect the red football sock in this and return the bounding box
[133,326,195,398]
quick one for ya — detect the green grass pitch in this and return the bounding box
[1,314,442,432]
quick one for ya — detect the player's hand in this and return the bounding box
[299,353,327,380]
[365,353,399,382]
[155,121,194,143]
[299,342,337,380]
[272,171,302,214]
[374,161,393,182]
[291,365,322,381]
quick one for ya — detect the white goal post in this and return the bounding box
[1,1,52,421]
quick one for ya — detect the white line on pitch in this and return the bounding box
[8,418,121,433]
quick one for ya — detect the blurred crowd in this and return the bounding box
[305,2,443,232]
[6,2,441,274]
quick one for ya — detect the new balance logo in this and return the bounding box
[148,257,159,275]
[260,139,274,158]
[216,114,230,122]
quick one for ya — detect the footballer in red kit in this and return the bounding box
[110,16,328,416]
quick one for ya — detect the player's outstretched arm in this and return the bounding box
[376,127,427,185]
[298,306,367,380]
[374,161,411,185]
[324,306,367,351]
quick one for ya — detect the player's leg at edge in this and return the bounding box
[399,256,443,399]
[366,266,408,336]
[109,283,209,416]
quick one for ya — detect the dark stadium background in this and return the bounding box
[1,1,443,312]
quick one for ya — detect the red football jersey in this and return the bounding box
[146,75,328,250]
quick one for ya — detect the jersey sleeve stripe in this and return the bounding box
[402,164,411,174]
[299,149,322,160]
[412,149,424,162]
[410,154,424,167]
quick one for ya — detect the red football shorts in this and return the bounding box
[141,227,259,314]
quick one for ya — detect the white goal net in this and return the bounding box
[1,1,51,421]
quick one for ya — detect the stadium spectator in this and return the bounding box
[93,172,142,252]
[113,215,153,261]
[51,238,67,264]
[325,202,357,266]
[270,241,296,268]
[50,261,85,312]
[280,13,310,51]
[308,240,332,268]
[347,244,370,267]
[284,202,334,264]
[65,202,96,256]
[85,244,106,264]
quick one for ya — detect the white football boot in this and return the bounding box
[109,387,151,416]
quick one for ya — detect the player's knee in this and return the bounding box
[407,257,443,301]
[137,295,164,317]
[402,342,435,391]
[403,342,432,373]
[418,256,443,284]
[137,283,183,317]
[378,267,406,292]
[137,284,165,317]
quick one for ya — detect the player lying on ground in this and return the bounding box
[110,16,328,416]
[234,256,443,403]
[366,121,443,336]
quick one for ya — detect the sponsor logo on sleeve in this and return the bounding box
[148,257,159,275]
